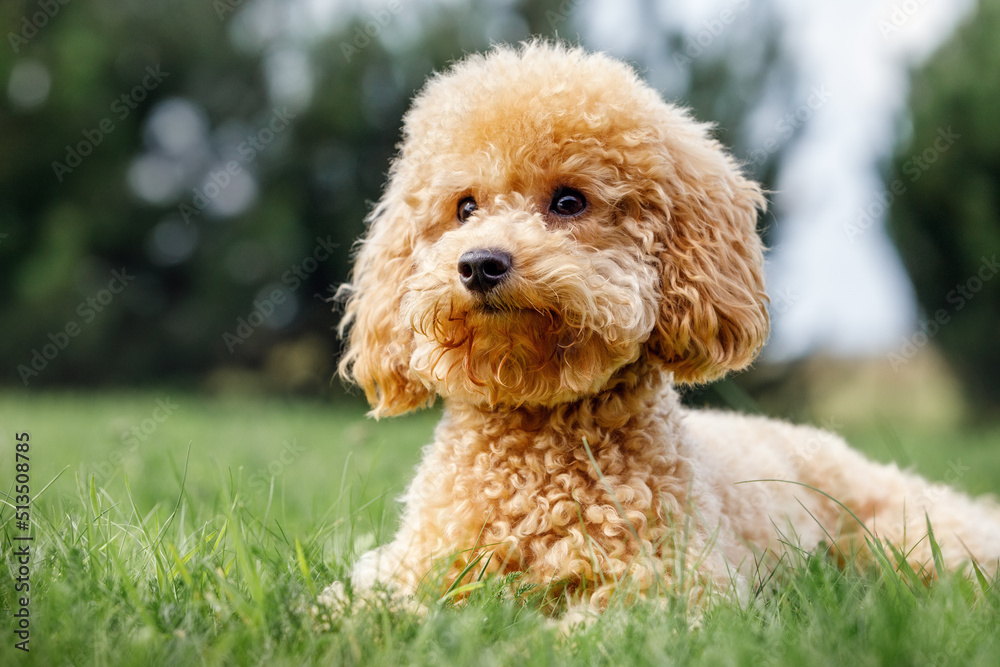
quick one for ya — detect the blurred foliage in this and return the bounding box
[889,0,1000,412]
[0,0,789,393]
[0,0,555,391]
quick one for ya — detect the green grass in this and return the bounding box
[1,391,999,665]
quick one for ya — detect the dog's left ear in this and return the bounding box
[642,113,769,383]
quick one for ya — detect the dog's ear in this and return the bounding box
[338,174,433,417]
[643,113,769,384]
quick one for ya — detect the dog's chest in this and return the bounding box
[443,428,680,568]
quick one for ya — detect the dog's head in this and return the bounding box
[339,42,768,415]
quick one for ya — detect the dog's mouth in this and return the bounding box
[466,291,531,316]
[470,300,511,316]
[467,299,562,329]
[470,300,524,317]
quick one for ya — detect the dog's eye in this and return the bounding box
[457,197,478,223]
[549,188,587,217]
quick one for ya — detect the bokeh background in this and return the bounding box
[3,6,1000,662]
[2,0,999,426]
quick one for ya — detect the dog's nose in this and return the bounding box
[458,249,512,293]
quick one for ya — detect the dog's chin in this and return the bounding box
[407,305,643,409]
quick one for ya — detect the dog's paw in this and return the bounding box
[311,578,427,631]
[311,581,351,632]
[318,580,351,610]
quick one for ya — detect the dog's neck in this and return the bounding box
[445,358,684,447]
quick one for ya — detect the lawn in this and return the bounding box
[1,391,999,665]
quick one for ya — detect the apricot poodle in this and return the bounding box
[326,42,1000,610]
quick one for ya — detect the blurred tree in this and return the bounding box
[0,0,568,392]
[889,0,1000,412]
[0,0,795,397]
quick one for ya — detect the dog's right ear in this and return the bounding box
[338,175,433,417]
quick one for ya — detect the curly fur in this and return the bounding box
[329,42,1000,609]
